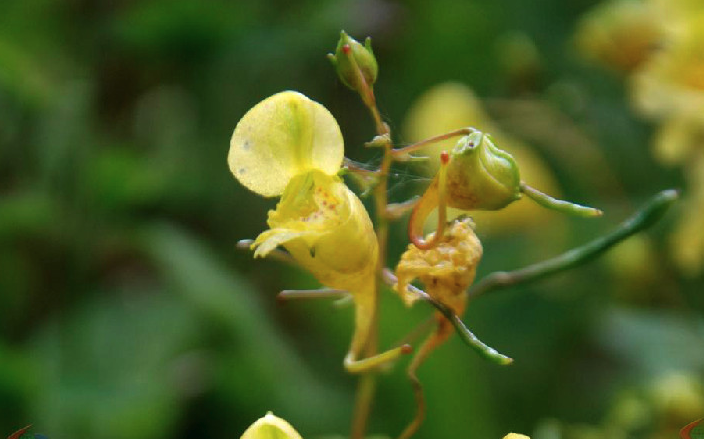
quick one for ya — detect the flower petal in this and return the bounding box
[229,91,344,197]
[252,171,378,293]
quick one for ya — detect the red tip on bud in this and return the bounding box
[342,44,351,55]
[440,151,450,165]
[401,344,413,355]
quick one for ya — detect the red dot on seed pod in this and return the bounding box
[440,151,450,165]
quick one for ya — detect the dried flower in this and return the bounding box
[395,218,482,315]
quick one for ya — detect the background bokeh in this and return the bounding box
[1,0,703,438]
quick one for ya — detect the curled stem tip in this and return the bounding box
[344,344,413,374]
[520,183,602,217]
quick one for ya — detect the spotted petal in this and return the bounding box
[252,171,378,293]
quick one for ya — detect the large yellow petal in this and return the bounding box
[229,91,344,197]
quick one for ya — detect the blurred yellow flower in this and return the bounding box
[623,7,704,275]
[574,0,662,73]
[631,13,704,165]
[503,434,530,439]
[404,83,491,167]
[403,82,563,236]
[229,91,380,371]
[648,372,704,424]
[670,154,704,276]
[241,412,303,439]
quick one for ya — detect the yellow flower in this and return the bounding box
[241,412,303,439]
[229,91,377,291]
[503,434,530,439]
[229,91,386,372]
[670,153,704,276]
[574,0,662,73]
[631,13,704,164]
[625,9,704,274]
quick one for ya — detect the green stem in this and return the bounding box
[351,373,376,439]
[391,127,475,159]
[381,270,513,366]
[520,182,603,217]
[469,189,679,300]
[350,66,392,439]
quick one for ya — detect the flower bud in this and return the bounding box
[445,130,521,211]
[241,412,303,439]
[327,31,378,92]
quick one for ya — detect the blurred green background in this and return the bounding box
[1,0,703,438]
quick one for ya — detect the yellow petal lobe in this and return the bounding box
[229,91,344,197]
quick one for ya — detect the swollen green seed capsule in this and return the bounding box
[445,131,522,211]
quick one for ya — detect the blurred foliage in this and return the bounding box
[0,0,702,439]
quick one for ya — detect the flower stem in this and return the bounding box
[469,189,679,299]
[520,183,603,217]
[408,152,450,250]
[381,269,513,366]
[391,127,475,159]
[351,76,393,439]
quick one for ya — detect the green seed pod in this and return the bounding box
[445,131,522,211]
[327,31,378,92]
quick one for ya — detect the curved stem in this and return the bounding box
[345,345,412,373]
[350,58,392,439]
[398,318,453,439]
[342,45,387,135]
[277,289,349,301]
[391,127,475,159]
[520,183,602,217]
[382,269,513,366]
[408,152,450,250]
[469,189,679,299]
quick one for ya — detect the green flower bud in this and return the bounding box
[327,31,378,92]
[445,130,522,211]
